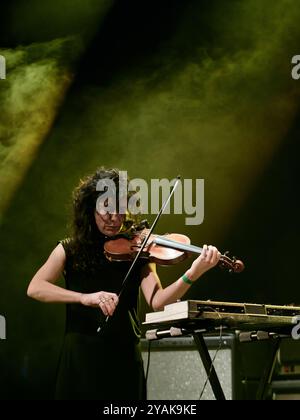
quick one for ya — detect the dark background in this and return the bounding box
[0,0,300,399]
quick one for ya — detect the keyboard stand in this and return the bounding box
[256,337,281,400]
[145,326,226,400]
[237,330,287,400]
[192,331,226,400]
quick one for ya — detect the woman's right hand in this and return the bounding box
[80,291,119,316]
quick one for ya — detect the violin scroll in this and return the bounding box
[219,251,245,273]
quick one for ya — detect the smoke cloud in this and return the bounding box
[0,36,83,218]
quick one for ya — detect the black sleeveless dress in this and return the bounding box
[55,238,147,400]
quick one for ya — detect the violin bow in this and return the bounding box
[97,175,181,333]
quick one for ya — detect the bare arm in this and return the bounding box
[27,244,118,316]
[141,245,220,311]
[27,244,81,303]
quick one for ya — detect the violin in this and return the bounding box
[104,223,244,274]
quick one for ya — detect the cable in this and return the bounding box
[198,307,224,400]
[145,339,152,384]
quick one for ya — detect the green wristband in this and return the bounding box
[182,273,193,286]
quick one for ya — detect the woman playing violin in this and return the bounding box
[27,168,221,400]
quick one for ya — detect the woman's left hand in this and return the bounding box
[186,244,221,281]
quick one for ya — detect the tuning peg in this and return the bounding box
[140,219,149,228]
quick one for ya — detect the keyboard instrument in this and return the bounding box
[144,300,300,332]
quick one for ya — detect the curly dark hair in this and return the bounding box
[65,167,142,271]
[71,167,121,247]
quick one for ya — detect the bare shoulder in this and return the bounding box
[140,262,157,277]
[28,243,67,287]
[45,243,67,270]
[141,263,160,285]
[50,243,66,259]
